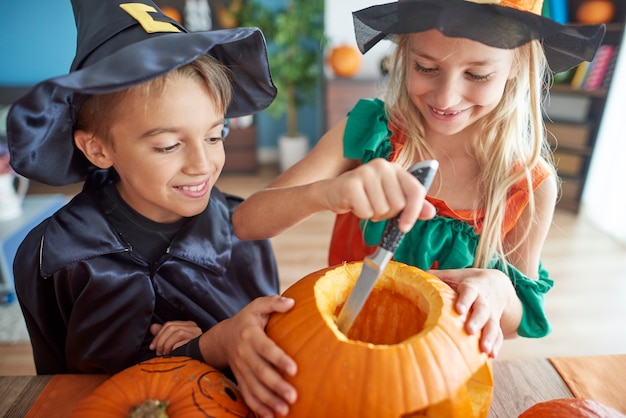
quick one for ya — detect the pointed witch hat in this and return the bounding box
[7,0,277,186]
[352,0,606,74]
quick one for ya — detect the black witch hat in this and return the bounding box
[352,0,606,74]
[8,0,277,186]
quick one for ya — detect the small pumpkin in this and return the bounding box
[70,356,253,418]
[327,45,362,78]
[160,6,182,24]
[266,261,493,417]
[519,398,626,417]
[576,0,616,24]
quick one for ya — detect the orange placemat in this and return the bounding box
[549,354,626,414]
[25,374,107,418]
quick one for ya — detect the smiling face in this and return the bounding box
[405,30,517,139]
[75,56,232,223]
[107,77,226,223]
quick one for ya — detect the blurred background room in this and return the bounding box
[1,0,625,375]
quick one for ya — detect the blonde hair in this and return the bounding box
[76,54,233,141]
[385,35,556,268]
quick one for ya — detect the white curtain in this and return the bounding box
[582,30,626,244]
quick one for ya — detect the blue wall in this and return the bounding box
[256,90,324,150]
[0,0,323,149]
[0,1,76,85]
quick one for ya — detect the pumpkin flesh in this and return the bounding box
[266,261,493,417]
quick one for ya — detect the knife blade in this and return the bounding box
[336,159,439,335]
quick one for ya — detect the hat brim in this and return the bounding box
[8,27,277,185]
[353,0,606,74]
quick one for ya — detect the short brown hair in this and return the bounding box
[76,54,233,142]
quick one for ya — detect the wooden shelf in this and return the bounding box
[223,126,258,174]
[325,78,386,130]
[546,0,624,212]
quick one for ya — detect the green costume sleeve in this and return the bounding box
[363,217,479,270]
[492,261,554,338]
[343,98,392,162]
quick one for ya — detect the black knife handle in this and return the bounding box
[379,160,438,252]
[380,217,404,252]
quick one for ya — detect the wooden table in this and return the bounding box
[0,356,622,417]
[490,358,572,417]
[0,373,108,418]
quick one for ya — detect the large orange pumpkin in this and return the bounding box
[266,261,493,417]
[519,398,626,417]
[327,45,362,78]
[70,356,254,418]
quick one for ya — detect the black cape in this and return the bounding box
[14,171,279,374]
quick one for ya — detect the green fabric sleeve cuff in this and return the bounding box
[343,98,392,162]
[504,262,554,338]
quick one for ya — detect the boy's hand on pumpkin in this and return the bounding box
[322,158,436,232]
[428,268,520,358]
[149,320,202,356]
[220,295,297,418]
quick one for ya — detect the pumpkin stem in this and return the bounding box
[128,399,169,418]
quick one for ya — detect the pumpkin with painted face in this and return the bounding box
[70,356,253,418]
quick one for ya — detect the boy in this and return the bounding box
[8,1,297,416]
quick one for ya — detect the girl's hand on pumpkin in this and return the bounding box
[149,321,202,356]
[428,268,520,358]
[220,295,297,418]
[322,158,436,232]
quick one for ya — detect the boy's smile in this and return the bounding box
[100,76,226,223]
[175,179,211,199]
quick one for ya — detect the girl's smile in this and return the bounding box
[406,30,516,138]
[429,106,466,120]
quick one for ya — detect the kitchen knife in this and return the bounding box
[336,159,439,335]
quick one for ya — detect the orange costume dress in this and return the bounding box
[329,99,554,338]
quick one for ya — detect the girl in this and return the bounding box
[233,0,605,358]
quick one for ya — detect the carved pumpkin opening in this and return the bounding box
[316,262,433,344]
[336,286,427,344]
